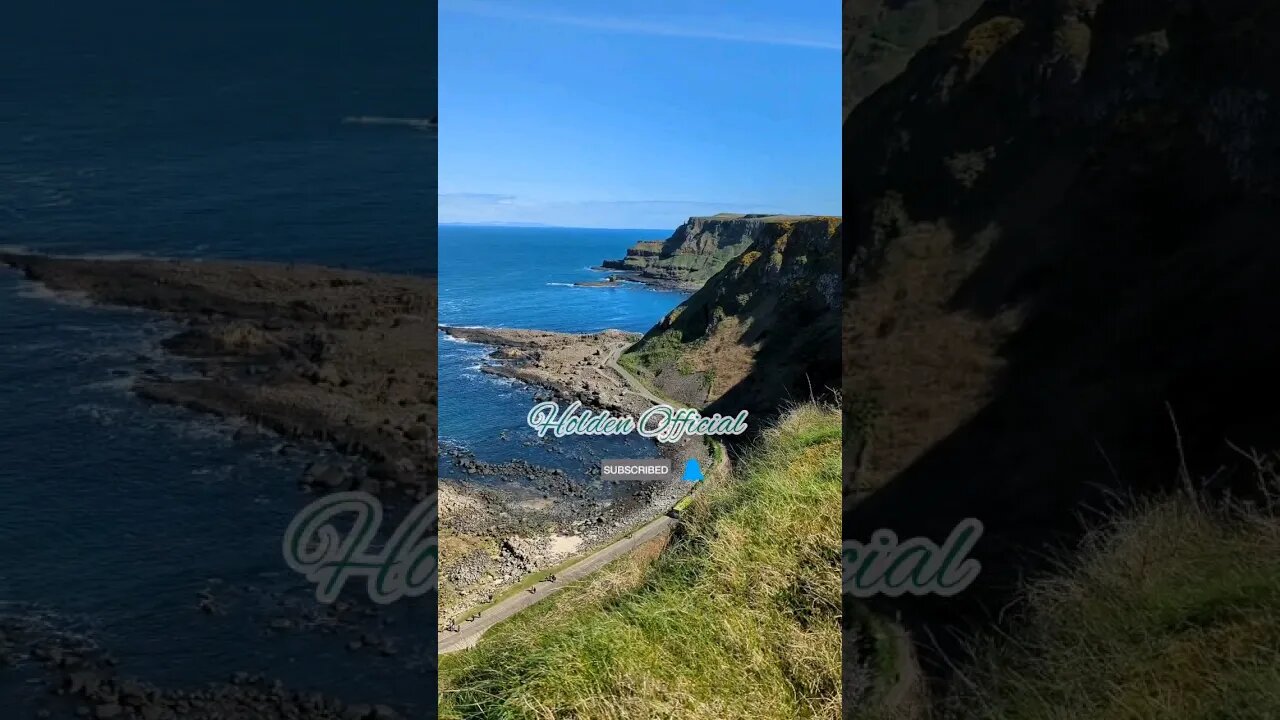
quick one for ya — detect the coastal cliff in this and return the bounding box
[840,0,1280,714]
[601,213,831,291]
[619,216,841,421]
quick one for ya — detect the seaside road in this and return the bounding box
[603,341,682,409]
[438,513,676,654]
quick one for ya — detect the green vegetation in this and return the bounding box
[439,403,843,720]
[676,355,698,376]
[941,475,1280,720]
[703,435,724,468]
[619,329,687,374]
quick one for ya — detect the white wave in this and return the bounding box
[440,332,478,345]
[545,282,577,287]
[55,251,154,261]
[341,115,436,131]
[14,281,95,307]
[1,245,163,262]
[77,375,136,393]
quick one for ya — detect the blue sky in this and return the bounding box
[438,0,840,229]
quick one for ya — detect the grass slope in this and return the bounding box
[439,403,843,720]
[941,477,1280,720]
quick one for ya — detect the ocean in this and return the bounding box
[0,0,437,713]
[0,1,436,273]
[438,225,687,484]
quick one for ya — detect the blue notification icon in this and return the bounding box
[682,458,703,482]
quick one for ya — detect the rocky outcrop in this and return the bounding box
[839,0,1280,676]
[844,0,985,119]
[620,216,841,421]
[601,214,831,291]
[607,240,664,267]
[0,253,437,498]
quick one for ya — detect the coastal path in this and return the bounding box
[438,513,675,654]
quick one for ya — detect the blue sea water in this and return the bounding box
[0,0,436,713]
[0,1,436,273]
[438,225,687,483]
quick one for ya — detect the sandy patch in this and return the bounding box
[545,535,584,558]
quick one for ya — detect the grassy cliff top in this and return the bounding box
[696,213,840,222]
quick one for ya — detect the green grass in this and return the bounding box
[943,474,1280,720]
[702,367,717,393]
[704,435,725,468]
[620,329,687,374]
[616,352,678,404]
[616,349,645,375]
[439,403,843,720]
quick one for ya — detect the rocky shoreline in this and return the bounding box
[1,252,438,500]
[1,252,441,715]
[441,326,650,415]
[435,325,703,621]
[0,252,706,690]
[0,614,408,719]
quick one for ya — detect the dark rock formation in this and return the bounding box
[840,0,1280,679]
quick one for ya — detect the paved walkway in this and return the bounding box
[438,513,675,654]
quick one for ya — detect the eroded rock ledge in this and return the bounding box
[1,252,438,498]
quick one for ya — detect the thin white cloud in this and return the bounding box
[437,190,517,202]
[440,1,839,51]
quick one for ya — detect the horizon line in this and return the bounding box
[439,221,673,231]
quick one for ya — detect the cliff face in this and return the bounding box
[603,214,828,291]
[620,216,841,422]
[841,0,1280,639]
[844,0,985,119]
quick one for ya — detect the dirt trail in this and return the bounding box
[603,341,677,408]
